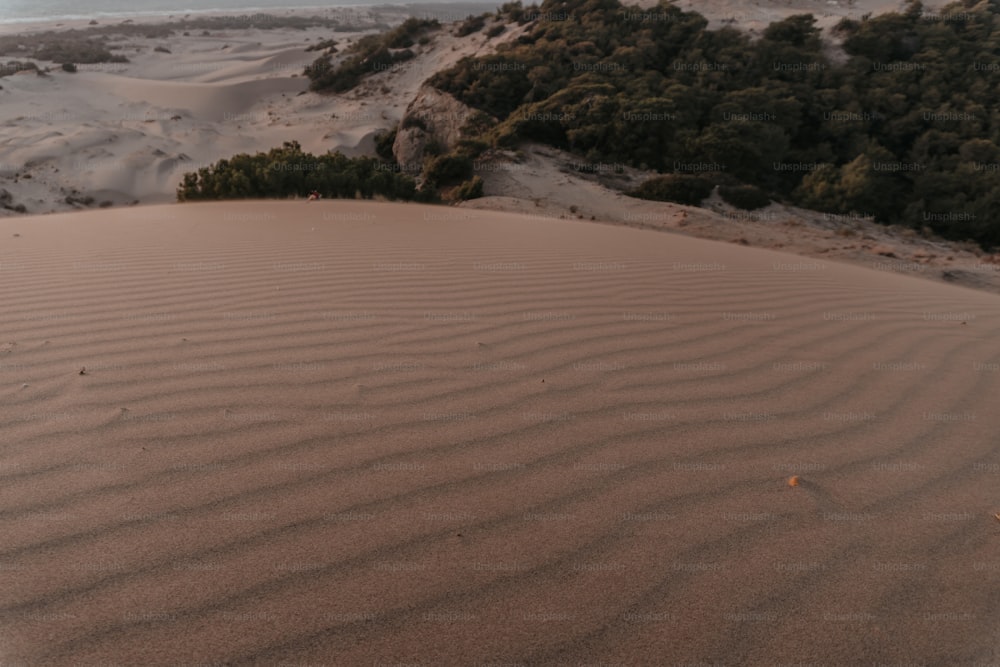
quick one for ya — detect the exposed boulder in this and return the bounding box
[392,85,474,173]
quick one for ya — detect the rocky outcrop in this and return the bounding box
[392,85,475,173]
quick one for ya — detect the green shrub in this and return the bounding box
[61,62,77,72]
[485,24,506,38]
[1,61,38,78]
[498,1,527,24]
[303,18,436,93]
[454,175,484,200]
[424,139,444,157]
[176,140,428,202]
[305,38,337,52]
[629,175,714,206]
[456,14,488,37]
[454,138,490,160]
[718,184,771,210]
[384,18,439,48]
[374,128,397,161]
[425,153,474,187]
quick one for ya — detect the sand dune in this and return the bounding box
[96,74,309,121]
[1,201,998,665]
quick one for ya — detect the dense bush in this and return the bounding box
[454,175,485,200]
[629,175,715,206]
[426,0,1000,250]
[61,62,77,72]
[719,184,771,210]
[34,39,128,64]
[456,14,488,37]
[305,38,337,53]
[1,60,38,77]
[304,18,438,93]
[374,128,397,161]
[385,18,439,48]
[424,153,474,187]
[176,141,434,202]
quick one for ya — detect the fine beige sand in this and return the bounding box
[2,200,999,665]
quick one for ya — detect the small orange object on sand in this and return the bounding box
[788,476,800,487]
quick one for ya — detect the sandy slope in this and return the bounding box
[466,143,1000,295]
[0,8,511,212]
[1,201,999,665]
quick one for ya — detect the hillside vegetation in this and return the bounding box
[427,0,1000,249]
[176,142,433,203]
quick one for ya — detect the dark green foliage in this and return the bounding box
[454,175,485,200]
[719,184,771,210]
[424,139,444,157]
[486,24,506,39]
[461,110,499,137]
[630,175,715,206]
[497,1,529,24]
[61,62,77,72]
[34,39,128,64]
[456,14,489,37]
[424,153,474,187]
[66,194,95,206]
[304,18,438,93]
[762,14,822,48]
[425,0,1000,250]
[303,54,334,84]
[374,128,397,161]
[305,38,337,53]
[384,18,439,48]
[401,115,428,131]
[1,61,38,77]
[454,138,491,160]
[176,141,430,202]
